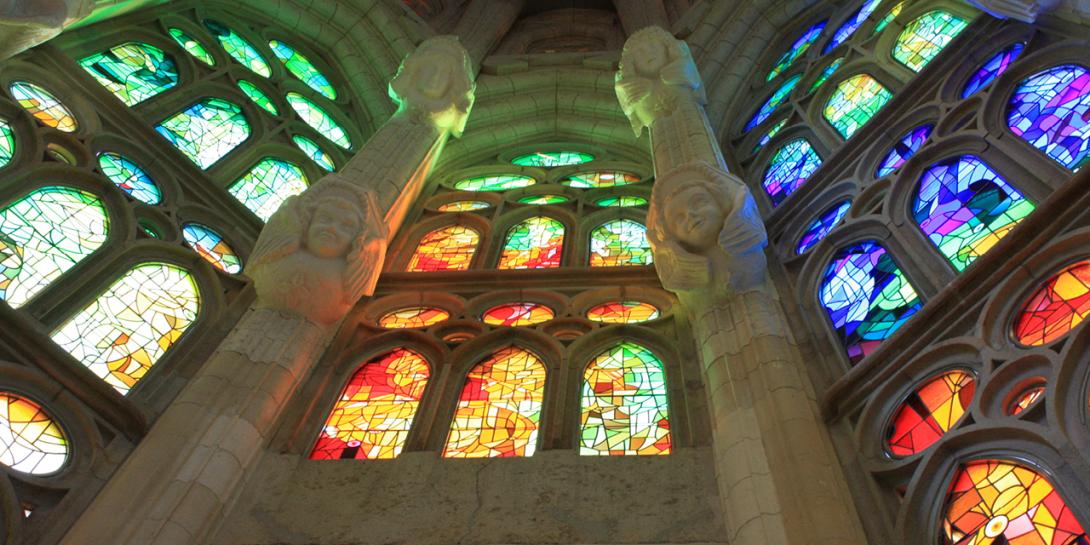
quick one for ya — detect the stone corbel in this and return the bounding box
[388,35,476,137]
[0,0,92,60]
[965,0,1060,21]
[614,26,706,137]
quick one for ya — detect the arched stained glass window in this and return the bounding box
[168,28,215,66]
[1008,384,1045,415]
[876,124,933,177]
[561,170,641,189]
[914,156,1034,272]
[892,11,969,73]
[79,42,179,106]
[291,135,335,172]
[763,138,822,207]
[10,82,77,132]
[754,119,788,153]
[98,152,161,205]
[0,187,109,308]
[51,262,201,394]
[454,174,535,192]
[824,0,882,53]
[595,196,648,208]
[269,40,336,100]
[1007,64,1090,170]
[796,200,851,254]
[378,307,450,329]
[0,392,68,475]
[580,342,670,456]
[443,346,546,458]
[437,200,491,212]
[517,195,568,205]
[156,98,250,169]
[1012,260,1090,346]
[310,348,430,460]
[824,74,892,139]
[286,92,351,150]
[886,369,975,457]
[0,119,13,168]
[181,223,242,274]
[872,1,904,35]
[767,21,827,81]
[586,301,660,324]
[942,460,1088,544]
[227,158,309,221]
[497,216,564,269]
[589,219,653,267]
[511,151,594,167]
[820,240,922,364]
[810,57,844,93]
[203,20,271,77]
[237,80,278,115]
[407,225,480,272]
[482,302,554,326]
[745,74,802,132]
[962,42,1025,98]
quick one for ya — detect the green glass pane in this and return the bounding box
[237,80,278,115]
[767,21,827,81]
[823,74,893,139]
[754,119,788,154]
[168,28,215,66]
[286,92,351,150]
[268,40,336,100]
[892,11,969,72]
[517,195,568,205]
[873,2,904,36]
[155,98,251,169]
[511,151,594,167]
[291,135,335,171]
[595,196,648,207]
[0,119,14,168]
[98,152,162,205]
[141,224,159,238]
[79,42,178,106]
[228,158,309,221]
[454,174,535,192]
[203,20,271,77]
[589,219,653,267]
[562,170,641,189]
[810,56,844,92]
[10,81,77,132]
[437,200,491,212]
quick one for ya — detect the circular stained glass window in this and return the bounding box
[482,302,555,326]
[0,392,69,475]
[511,151,594,167]
[437,200,491,212]
[585,301,660,324]
[561,170,641,189]
[885,369,975,457]
[378,307,450,328]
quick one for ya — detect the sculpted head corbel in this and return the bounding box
[246,178,388,325]
[388,35,476,137]
[615,26,706,137]
[646,162,768,295]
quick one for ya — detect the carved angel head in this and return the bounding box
[388,35,475,136]
[616,26,705,136]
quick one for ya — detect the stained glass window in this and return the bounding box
[228,158,309,221]
[156,98,250,169]
[595,196,648,208]
[407,225,479,272]
[1009,384,1045,415]
[820,240,922,364]
[443,346,546,458]
[590,219,653,267]
[942,460,1088,545]
[0,118,13,168]
[872,1,903,35]
[10,81,77,132]
[0,187,109,308]
[291,135,334,172]
[585,301,660,324]
[886,369,975,457]
[824,0,882,53]
[892,11,969,73]
[168,27,215,66]
[79,42,178,106]
[1007,64,1090,170]
[753,119,788,155]
[1013,260,1090,346]
[580,342,670,456]
[454,174,535,192]
[237,80,278,115]
[962,42,1025,98]
[286,93,352,150]
[378,307,450,328]
[511,151,594,167]
[268,40,336,100]
[437,200,491,212]
[51,262,201,394]
[824,74,893,139]
[310,349,429,460]
[517,195,568,205]
[203,20,271,77]
[915,156,1034,272]
[876,124,933,177]
[0,392,67,475]
[181,223,242,274]
[810,57,845,93]
[97,152,161,205]
[796,200,852,254]
[482,303,554,326]
[767,21,827,81]
[745,74,802,132]
[497,216,564,269]
[763,138,822,207]
[561,170,642,189]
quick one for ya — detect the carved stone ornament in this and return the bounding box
[245,177,388,325]
[965,0,1059,21]
[388,35,476,137]
[0,0,92,60]
[615,26,706,137]
[646,162,768,294]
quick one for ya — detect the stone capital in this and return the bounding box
[965,0,1060,21]
[615,26,706,137]
[388,35,476,137]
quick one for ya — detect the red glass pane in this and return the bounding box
[481,302,554,326]
[1013,260,1090,346]
[887,370,975,457]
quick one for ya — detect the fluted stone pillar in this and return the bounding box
[453,0,525,70]
[611,0,671,35]
[616,27,866,545]
[57,36,476,545]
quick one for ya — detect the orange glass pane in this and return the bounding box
[585,301,660,324]
[0,392,68,474]
[407,225,479,272]
[482,303,554,326]
[1009,385,1045,415]
[886,370,975,457]
[497,216,564,269]
[378,307,450,329]
[1013,260,1090,346]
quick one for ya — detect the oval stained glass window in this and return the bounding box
[203,20,271,77]
[286,92,352,150]
[585,301,660,324]
[962,42,1025,98]
[511,151,593,167]
[1008,383,1045,415]
[98,152,162,205]
[876,124,933,177]
[0,392,68,475]
[237,80,278,115]
[753,119,788,154]
[0,118,13,168]
[291,135,334,172]
[595,196,648,208]
[482,302,555,326]
[562,170,641,189]
[437,200,491,212]
[517,195,568,205]
[268,40,336,100]
[10,81,77,132]
[453,174,535,192]
[168,27,215,66]
[378,307,450,328]
[79,42,179,106]
[823,0,882,53]
[1012,260,1090,346]
[767,21,827,81]
[872,1,903,36]
[796,200,851,254]
[1007,64,1090,170]
[886,369,975,457]
[810,57,844,93]
[745,74,802,132]
[763,138,822,207]
[181,223,242,274]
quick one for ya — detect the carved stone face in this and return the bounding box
[663,185,723,250]
[306,199,360,259]
[403,54,453,100]
[631,38,669,75]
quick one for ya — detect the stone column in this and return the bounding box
[0,0,92,61]
[617,27,867,545]
[58,36,476,545]
[611,0,671,36]
[453,0,525,69]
